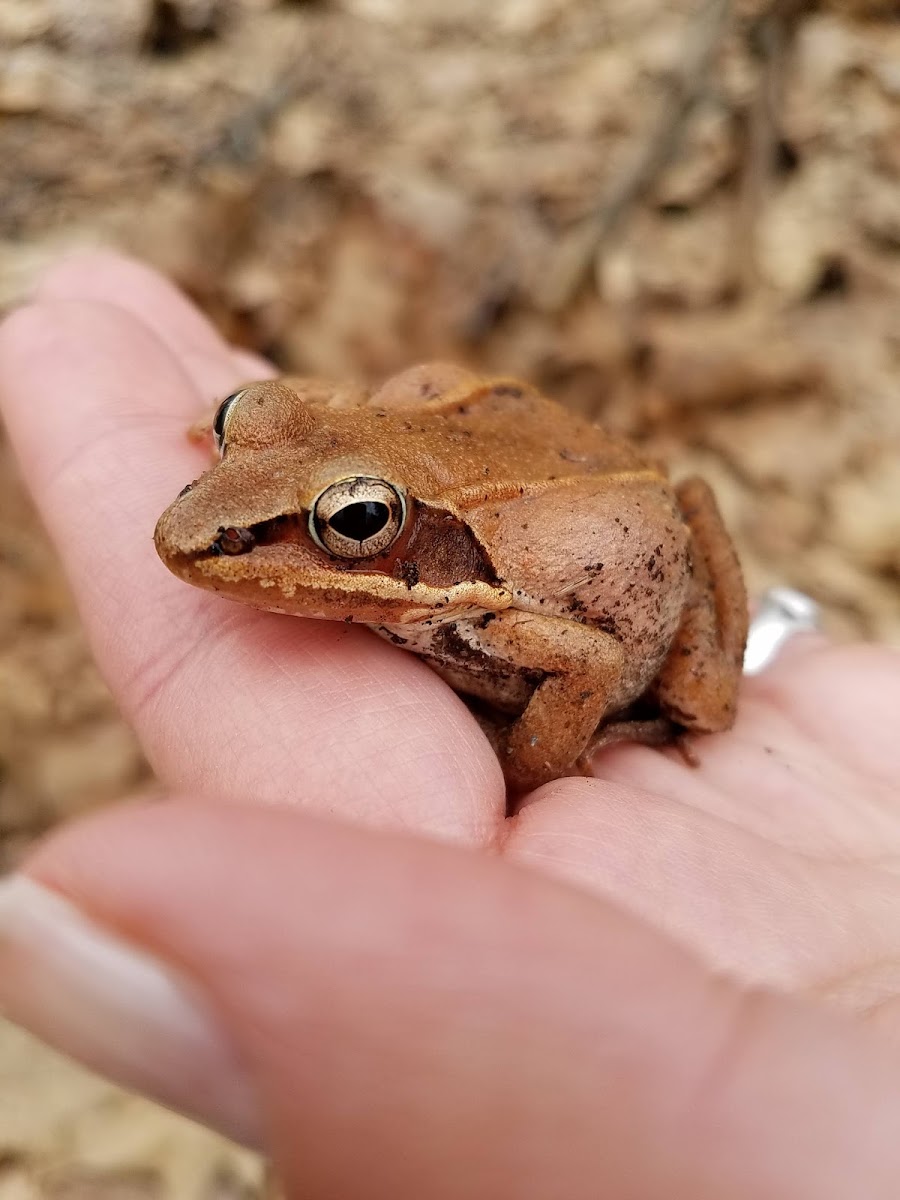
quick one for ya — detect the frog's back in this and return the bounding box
[289,363,653,497]
[441,382,647,486]
[352,375,653,501]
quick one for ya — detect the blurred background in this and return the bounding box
[1,0,899,1194]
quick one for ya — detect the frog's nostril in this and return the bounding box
[210,526,256,556]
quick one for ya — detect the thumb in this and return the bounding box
[2,798,899,1199]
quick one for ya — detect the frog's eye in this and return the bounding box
[212,389,247,454]
[310,477,406,559]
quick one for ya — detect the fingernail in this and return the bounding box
[0,876,260,1146]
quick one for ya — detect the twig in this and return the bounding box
[734,0,805,292]
[538,0,732,312]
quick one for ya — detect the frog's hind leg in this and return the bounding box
[655,477,748,733]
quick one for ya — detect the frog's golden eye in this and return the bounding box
[310,477,406,559]
[212,389,247,454]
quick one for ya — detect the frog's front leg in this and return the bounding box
[470,611,627,794]
[655,477,749,732]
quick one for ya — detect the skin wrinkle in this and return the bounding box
[258,635,330,696]
[506,788,882,990]
[316,694,484,832]
[209,633,387,799]
[39,514,215,718]
[749,644,900,792]
[673,985,780,1181]
[120,590,240,710]
[859,998,900,1038]
[591,761,768,840]
[286,645,420,740]
[33,415,159,505]
[594,708,897,857]
[227,691,312,796]
[722,734,893,855]
[117,596,226,727]
[231,625,503,836]
[522,785,790,883]
[380,734,486,834]
[813,960,900,1036]
[738,698,865,799]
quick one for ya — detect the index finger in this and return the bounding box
[0,257,504,843]
[34,250,274,397]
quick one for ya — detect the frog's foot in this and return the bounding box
[576,717,678,776]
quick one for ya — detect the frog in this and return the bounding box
[154,362,748,794]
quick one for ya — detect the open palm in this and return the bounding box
[3,252,899,1034]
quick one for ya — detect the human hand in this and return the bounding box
[2,797,900,1198]
[2,250,898,1006]
[2,252,900,1194]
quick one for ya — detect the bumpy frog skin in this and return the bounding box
[154,363,748,793]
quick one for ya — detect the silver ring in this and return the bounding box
[743,587,822,675]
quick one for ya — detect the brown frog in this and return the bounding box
[154,363,748,793]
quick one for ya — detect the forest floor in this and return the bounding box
[1,0,899,1195]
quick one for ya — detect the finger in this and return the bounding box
[35,250,275,399]
[6,800,900,1199]
[232,347,277,379]
[0,298,504,839]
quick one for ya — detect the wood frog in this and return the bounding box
[154,363,748,793]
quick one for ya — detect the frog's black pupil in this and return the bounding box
[330,501,390,541]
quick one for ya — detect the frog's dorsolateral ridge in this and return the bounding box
[154,363,748,792]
